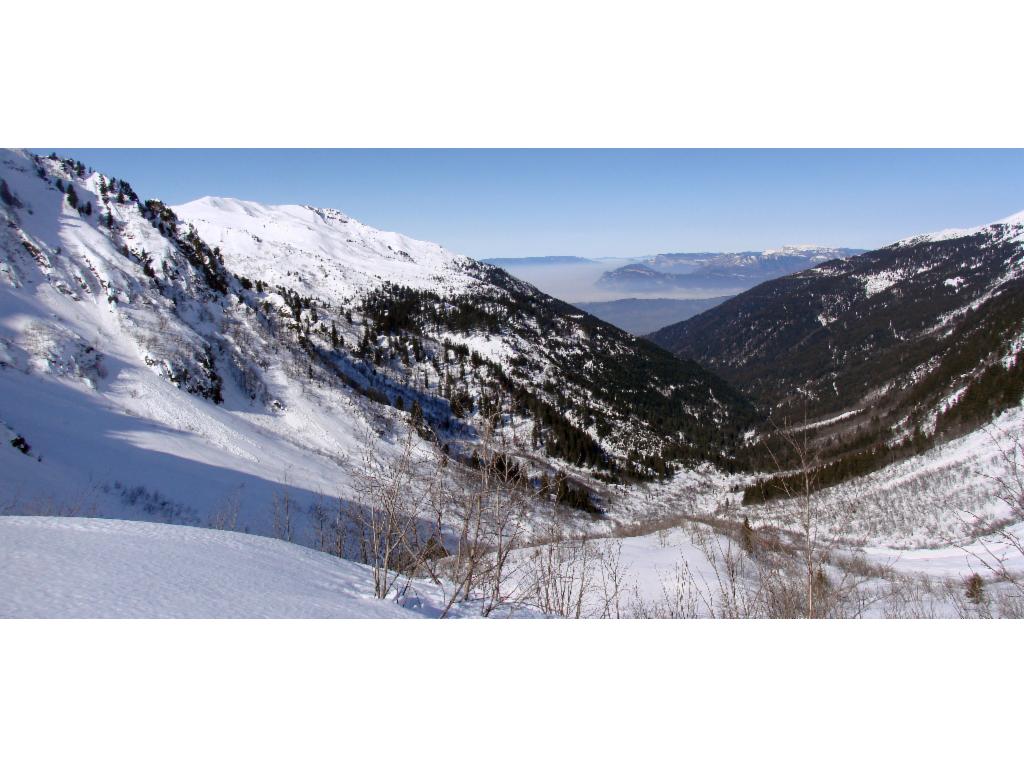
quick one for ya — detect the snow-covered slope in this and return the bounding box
[2,149,1020,618]
[747,405,1024,549]
[0,516,425,618]
[173,196,479,304]
[896,208,1024,247]
[651,207,1024,426]
[171,191,757,474]
[0,150,408,538]
[0,149,754,549]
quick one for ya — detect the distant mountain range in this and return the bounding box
[599,246,867,293]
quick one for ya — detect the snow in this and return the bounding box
[173,197,479,304]
[793,408,861,431]
[439,330,515,365]
[0,150,448,539]
[760,244,845,260]
[748,405,1024,550]
[0,516,422,618]
[860,524,1024,579]
[859,268,901,296]
[896,207,1024,247]
[4,149,1022,619]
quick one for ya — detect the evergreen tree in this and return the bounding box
[0,179,18,207]
[740,516,756,554]
[965,573,986,605]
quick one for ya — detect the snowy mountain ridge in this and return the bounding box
[896,208,1024,247]
[650,204,1024,504]
[599,245,867,294]
[174,196,481,304]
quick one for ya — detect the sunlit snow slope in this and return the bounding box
[0,149,753,543]
[173,197,480,303]
[0,150,412,537]
[0,516,421,618]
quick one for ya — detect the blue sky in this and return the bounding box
[37,149,1024,259]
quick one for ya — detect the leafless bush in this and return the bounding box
[308,492,330,553]
[271,489,295,543]
[996,590,1024,619]
[628,562,701,619]
[596,538,628,619]
[631,519,877,619]
[507,527,632,619]
[953,426,1024,602]
[345,428,438,600]
[521,524,598,618]
[425,422,533,617]
[879,574,944,619]
[210,489,241,531]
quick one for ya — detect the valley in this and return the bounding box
[2,149,1022,618]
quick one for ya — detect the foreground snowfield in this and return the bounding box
[0,516,435,618]
[6,511,1018,619]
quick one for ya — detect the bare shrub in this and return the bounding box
[346,428,437,600]
[879,574,943,619]
[521,525,598,618]
[954,426,1024,601]
[632,519,877,619]
[210,489,241,531]
[426,422,532,617]
[308,491,330,552]
[271,488,295,543]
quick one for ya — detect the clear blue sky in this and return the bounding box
[36,149,1024,259]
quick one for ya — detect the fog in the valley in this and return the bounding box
[494,258,734,303]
